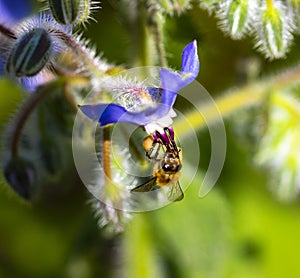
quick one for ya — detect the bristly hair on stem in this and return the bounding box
[52,29,114,79]
[146,0,167,67]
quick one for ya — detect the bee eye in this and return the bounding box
[162,163,179,172]
[162,164,172,171]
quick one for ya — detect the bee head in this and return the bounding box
[161,153,182,173]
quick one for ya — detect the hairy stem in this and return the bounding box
[147,0,167,67]
[11,80,64,158]
[102,126,112,180]
[129,1,153,66]
[51,29,104,78]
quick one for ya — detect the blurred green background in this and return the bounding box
[1,1,300,277]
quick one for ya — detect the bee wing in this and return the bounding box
[167,181,184,202]
[131,177,158,192]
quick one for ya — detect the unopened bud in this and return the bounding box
[218,0,255,39]
[6,28,51,77]
[255,92,300,201]
[288,0,300,33]
[48,0,80,25]
[4,157,36,200]
[255,2,294,59]
[48,0,99,25]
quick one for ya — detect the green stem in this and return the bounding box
[128,2,153,67]
[102,126,112,180]
[52,29,105,78]
[10,80,64,158]
[174,64,300,135]
[147,1,167,67]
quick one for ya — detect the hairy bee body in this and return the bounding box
[131,127,184,201]
[154,151,182,186]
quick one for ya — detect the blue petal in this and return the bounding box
[79,103,170,126]
[160,68,183,98]
[181,40,199,79]
[20,71,55,92]
[160,40,199,96]
[0,0,33,23]
[21,77,40,93]
[79,103,129,125]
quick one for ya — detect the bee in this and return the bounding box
[131,127,184,202]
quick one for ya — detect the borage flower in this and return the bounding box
[79,40,199,135]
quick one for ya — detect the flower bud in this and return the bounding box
[288,0,300,33]
[254,1,294,59]
[47,0,99,25]
[48,0,80,25]
[255,92,300,201]
[4,157,36,200]
[218,0,256,39]
[6,28,51,77]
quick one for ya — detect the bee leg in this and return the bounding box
[164,127,180,154]
[164,127,174,141]
[155,130,169,146]
[146,141,161,160]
